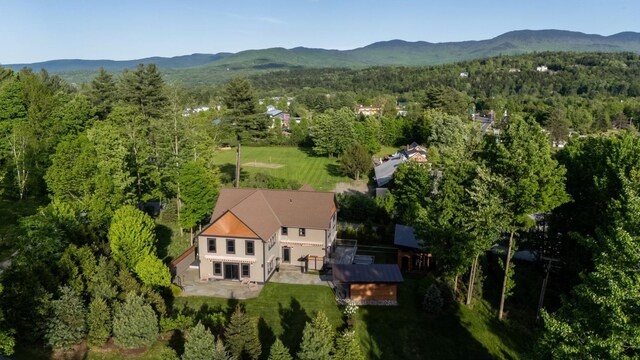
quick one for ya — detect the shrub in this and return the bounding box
[439,281,455,309]
[87,297,111,347]
[170,284,182,297]
[112,292,158,349]
[423,284,443,314]
[342,302,359,320]
[203,312,226,336]
[417,274,437,300]
[159,313,194,333]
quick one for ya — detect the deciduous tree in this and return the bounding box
[108,205,156,269]
[339,143,371,180]
[483,115,569,320]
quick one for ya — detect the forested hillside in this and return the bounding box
[6,29,640,85]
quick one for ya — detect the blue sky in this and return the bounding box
[2,0,638,64]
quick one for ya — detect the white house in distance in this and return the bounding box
[196,186,337,284]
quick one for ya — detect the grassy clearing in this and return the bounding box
[375,145,402,157]
[212,146,350,191]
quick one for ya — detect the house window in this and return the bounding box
[299,228,306,237]
[226,239,235,254]
[282,227,288,235]
[213,262,222,275]
[241,264,250,278]
[207,238,216,253]
[246,240,254,255]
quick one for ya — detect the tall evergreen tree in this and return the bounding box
[119,64,168,120]
[88,68,117,120]
[267,338,293,360]
[182,322,216,360]
[87,297,111,347]
[334,330,364,360]
[112,292,158,349]
[225,306,261,360]
[46,286,87,350]
[212,337,232,360]
[297,311,335,360]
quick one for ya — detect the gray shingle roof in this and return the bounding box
[332,264,404,283]
[394,224,423,250]
[373,154,404,187]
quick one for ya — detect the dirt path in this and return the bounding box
[334,180,370,194]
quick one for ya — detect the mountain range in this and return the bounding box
[4,29,640,85]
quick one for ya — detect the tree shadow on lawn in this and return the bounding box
[325,163,343,177]
[258,317,276,360]
[217,163,250,185]
[278,298,310,355]
[359,278,495,360]
[297,146,324,158]
[156,223,173,261]
[481,257,541,357]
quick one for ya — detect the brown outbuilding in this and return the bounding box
[332,264,403,305]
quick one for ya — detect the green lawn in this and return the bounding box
[14,280,531,360]
[212,146,351,191]
[173,280,531,360]
[356,277,532,360]
[155,216,192,262]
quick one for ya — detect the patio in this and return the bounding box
[177,268,264,299]
[175,265,333,299]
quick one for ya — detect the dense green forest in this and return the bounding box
[0,51,639,358]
